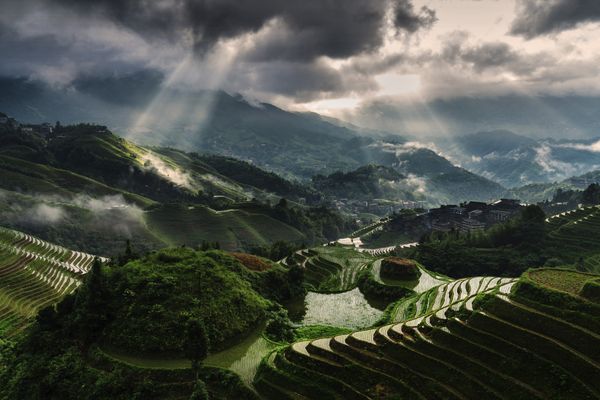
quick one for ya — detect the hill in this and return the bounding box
[389,148,508,205]
[312,164,418,202]
[0,226,106,337]
[0,119,352,254]
[456,130,537,157]
[144,204,306,250]
[0,246,302,399]
[513,170,600,204]
[255,268,600,399]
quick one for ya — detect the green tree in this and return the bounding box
[125,239,133,258]
[190,379,209,400]
[184,318,210,376]
[277,198,288,208]
[582,183,600,205]
[73,258,108,349]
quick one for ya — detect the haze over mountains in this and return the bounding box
[4,74,600,206]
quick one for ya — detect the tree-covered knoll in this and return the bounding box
[101,248,270,354]
[0,247,305,399]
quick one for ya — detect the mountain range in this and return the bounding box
[3,75,600,211]
[439,130,600,188]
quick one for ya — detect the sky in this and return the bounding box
[2,0,600,136]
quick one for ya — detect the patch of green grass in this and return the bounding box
[293,325,352,341]
[528,268,597,295]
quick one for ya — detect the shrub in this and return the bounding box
[580,278,600,303]
[229,252,272,271]
[357,270,414,301]
[380,257,420,280]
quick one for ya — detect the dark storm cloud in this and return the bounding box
[247,61,346,99]
[50,0,436,59]
[0,21,139,81]
[393,0,437,34]
[436,34,547,77]
[511,0,600,38]
[439,35,519,71]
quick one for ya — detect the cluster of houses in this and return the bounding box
[371,198,524,242]
[429,199,523,234]
[334,198,427,216]
[0,113,54,137]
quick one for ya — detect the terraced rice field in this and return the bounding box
[349,219,389,239]
[281,247,374,292]
[0,226,106,337]
[255,270,600,399]
[390,276,515,322]
[545,205,600,264]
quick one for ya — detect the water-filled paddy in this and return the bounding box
[286,287,387,330]
[204,324,275,385]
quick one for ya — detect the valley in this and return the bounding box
[1,103,600,400]
[1,201,599,399]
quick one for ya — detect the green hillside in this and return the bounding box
[0,246,301,399]
[0,155,155,207]
[0,121,354,254]
[145,204,306,251]
[255,269,600,399]
[544,205,600,272]
[0,226,105,337]
[1,226,599,399]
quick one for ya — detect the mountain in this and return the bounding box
[0,76,375,178]
[351,94,600,138]
[313,156,507,212]
[439,130,600,188]
[512,169,600,203]
[312,164,418,202]
[0,118,355,254]
[455,130,538,157]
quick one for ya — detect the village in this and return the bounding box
[367,198,526,245]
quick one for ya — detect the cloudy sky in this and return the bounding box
[2,0,600,136]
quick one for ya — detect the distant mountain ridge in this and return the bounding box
[439,130,600,188]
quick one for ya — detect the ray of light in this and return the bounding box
[127,42,238,148]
